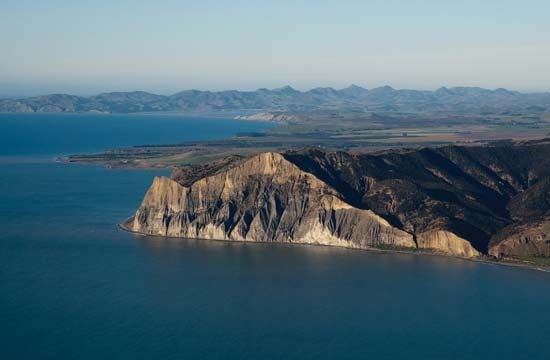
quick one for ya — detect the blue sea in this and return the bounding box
[0,113,549,359]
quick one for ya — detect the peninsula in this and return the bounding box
[42,85,549,267]
[122,140,550,266]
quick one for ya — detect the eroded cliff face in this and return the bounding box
[488,218,550,258]
[417,231,480,258]
[125,153,415,251]
[124,141,550,259]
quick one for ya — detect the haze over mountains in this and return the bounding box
[1,85,549,114]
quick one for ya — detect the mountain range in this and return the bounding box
[2,85,549,114]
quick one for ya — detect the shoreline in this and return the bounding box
[0,110,275,120]
[118,220,550,274]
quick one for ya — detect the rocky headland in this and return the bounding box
[122,139,550,264]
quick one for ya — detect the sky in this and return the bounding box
[1,0,549,96]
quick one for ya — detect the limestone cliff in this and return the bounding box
[234,112,298,123]
[124,153,414,250]
[489,217,550,258]
[417,231,480,258]
[124,141,550,259]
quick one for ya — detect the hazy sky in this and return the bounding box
[1,0,549,96]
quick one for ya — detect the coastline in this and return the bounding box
[118,219,550,274]
[31,112,549,271]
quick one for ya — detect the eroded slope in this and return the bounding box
[124,153,414,250]
[124,140,550,259]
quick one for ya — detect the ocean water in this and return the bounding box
[0,114,549,360]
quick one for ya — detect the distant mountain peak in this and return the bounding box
[308,87,339,94]
[344,84,366,90]
[338,84,368,98]
[370,85,396,94]
[494,87,518,95]
[273,85,299,94]
[1,85,548,114]
[435,86,453,94]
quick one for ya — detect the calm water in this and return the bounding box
[0,114,549,359]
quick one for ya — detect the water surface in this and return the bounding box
[0,113,269,157]
[0,114,549,359]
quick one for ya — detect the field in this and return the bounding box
[68,110,550,168]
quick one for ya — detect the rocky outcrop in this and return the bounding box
[489,218,550,258]
[417,230,480,258]
[125,140,550,259]
[125,153,414,250]
[234,112,298,123]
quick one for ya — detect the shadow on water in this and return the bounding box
[133,233,493,289]
[126,233,550,359]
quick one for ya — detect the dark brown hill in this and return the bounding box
[124,140,550,259]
